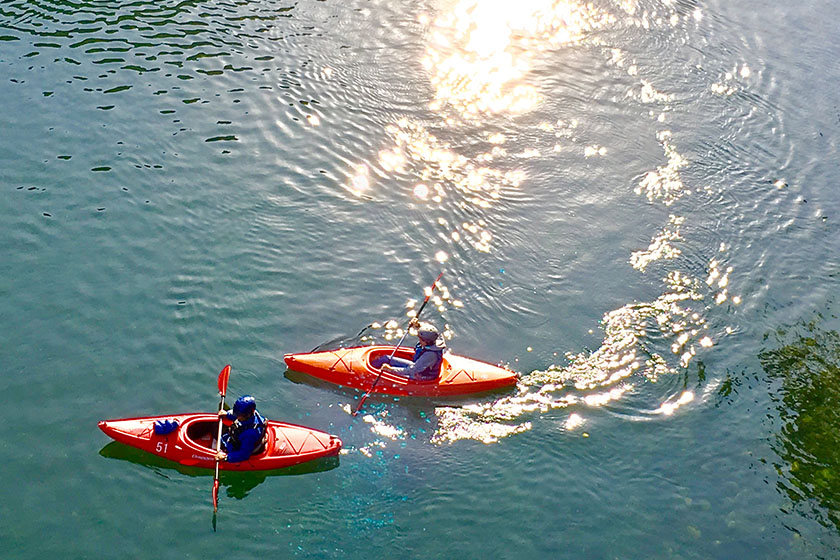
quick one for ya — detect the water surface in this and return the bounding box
[2,0,840,557]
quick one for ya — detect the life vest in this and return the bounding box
[412,342,445,379]
[227,411,267,454]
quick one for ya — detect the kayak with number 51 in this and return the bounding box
[98,413,342,471]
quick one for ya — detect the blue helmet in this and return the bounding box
[232,395,256,416]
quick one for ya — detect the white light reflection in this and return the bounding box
[347,164,371,196]
[371,119,518,253]
[635,130,689,206]
[564,413,585,430]
[350,1,619,256]
[584,145,607,157]
[348,0,740,447]
[423,0,616,120]
[432,381,634,444]
[630,214,684,272]
[432,269,715,444]
[655,390,694,416]
[345,412,406,458]
[363,413,406,439]
[413,183,430,199]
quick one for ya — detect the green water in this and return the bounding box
[2,0,840,557]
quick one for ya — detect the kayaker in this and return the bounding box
[215,395,267,463]
[374,319,446,380]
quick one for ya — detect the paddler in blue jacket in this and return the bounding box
[215,395,267,463]
[374,319,446,380]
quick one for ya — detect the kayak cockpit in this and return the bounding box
[365,347,447,386]
[366,346,415,366]
[183,418,216,451]
[181,416,273,458]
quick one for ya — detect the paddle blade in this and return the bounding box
[353,394,368,416]
[217,365,231,396]
[212,479,219,512]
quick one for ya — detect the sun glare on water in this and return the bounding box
[338,0,742,450]
[422,0,615,120]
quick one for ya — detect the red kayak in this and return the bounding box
[284,345,518,397]
[98,413,341,471]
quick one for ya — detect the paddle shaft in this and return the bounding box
[212,393,225,510]
[212,365,230,513]
[354,272,443,415]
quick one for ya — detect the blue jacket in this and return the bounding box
[391,340,445,380]
[221,411,266,462]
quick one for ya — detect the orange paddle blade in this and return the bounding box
[217,365,231,396]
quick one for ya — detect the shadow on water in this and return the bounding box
[284,367,363,396]
[759,315,840,531]
[99,442,340,499]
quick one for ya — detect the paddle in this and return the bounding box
[353,271,444,416]
[212,364,231,515]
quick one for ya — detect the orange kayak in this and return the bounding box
[284,345,518,397]
[98,413,341,471]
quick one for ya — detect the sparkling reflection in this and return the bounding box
[635,130,689,206]
[372,118,520,253]
[630,214,684,272]
[347,164,371,197]
[348,0,620,253]
[422,0,616,120]
[432,229,742,444]
[654,390,694,416]
[342,0,743,446]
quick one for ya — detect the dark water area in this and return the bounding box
[2,0,840,557]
